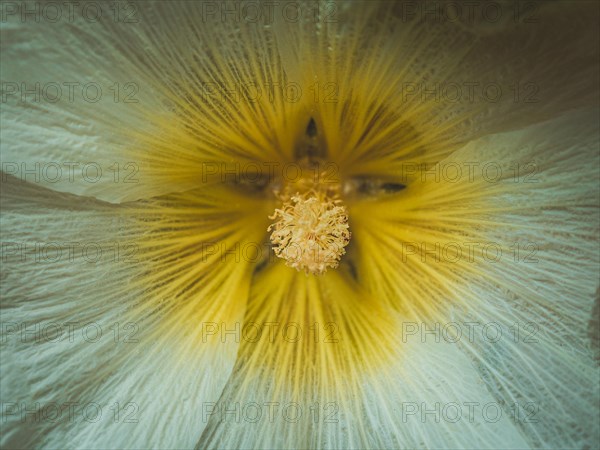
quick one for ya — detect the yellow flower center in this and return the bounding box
[268,183,351,275]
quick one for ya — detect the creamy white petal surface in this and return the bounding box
[0,179,268,448]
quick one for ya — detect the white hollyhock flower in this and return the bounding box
[0,1,598,449]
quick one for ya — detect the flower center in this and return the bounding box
[268,181,351,275]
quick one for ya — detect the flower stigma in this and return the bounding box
[268,179,351,275]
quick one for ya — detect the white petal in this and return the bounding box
[196,264,529,449]
[352,107,599,448]
[0,2,307,203]
[0,178,268,449]
[443,108,600,448]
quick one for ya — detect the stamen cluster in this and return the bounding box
[268,188,351,275]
